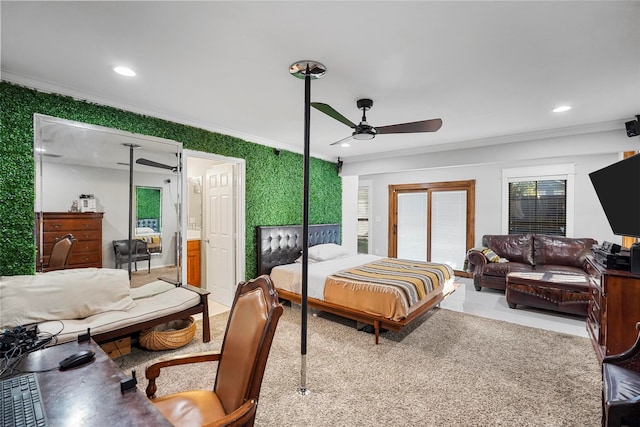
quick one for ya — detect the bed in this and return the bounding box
[257,224,455,344]
[136,218,162,253]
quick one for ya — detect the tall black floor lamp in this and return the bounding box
[289,60,326,395]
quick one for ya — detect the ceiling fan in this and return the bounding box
[135,158,178,172]
[311,98,442,146]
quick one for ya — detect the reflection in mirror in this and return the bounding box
[34,114,183,283]
[187,177,202,232]
[135,186,163,254]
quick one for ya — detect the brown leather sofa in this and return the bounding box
[467,234,597,316]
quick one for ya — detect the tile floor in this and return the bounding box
[440,277,589,338]
[199,276,589,338]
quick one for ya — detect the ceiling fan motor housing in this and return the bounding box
[357,98,373,110]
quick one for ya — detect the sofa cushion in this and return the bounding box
[0,268,135,329]
[533,235,597,268]
[483,261,532,278]
[483,234,534,265]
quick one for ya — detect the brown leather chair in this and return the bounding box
[45,233,75,271]
[602,321,640,426]
[145,275,283,427]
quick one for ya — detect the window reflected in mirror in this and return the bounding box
[135,186,163,254]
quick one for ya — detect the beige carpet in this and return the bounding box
[129,266,178,288]
[118,306,601,426]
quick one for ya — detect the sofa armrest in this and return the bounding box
[466,250,488,274]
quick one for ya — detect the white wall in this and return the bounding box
[340,175,358,254]
[340,128,640,256]
[38,162,178,269]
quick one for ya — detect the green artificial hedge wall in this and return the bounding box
[136,187,161,223]
[0,81,342,278]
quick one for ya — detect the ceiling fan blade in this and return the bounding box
[376,118,443,135]
[311,102,357,128]
[136,158,177,172]
[330,134,354,146]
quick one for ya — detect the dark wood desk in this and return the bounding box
[13,339,171,426]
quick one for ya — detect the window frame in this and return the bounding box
[501,164,575,236]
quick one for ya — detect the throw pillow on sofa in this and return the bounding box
[470,247,509,263]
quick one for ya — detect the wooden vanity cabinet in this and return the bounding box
[586,255,640,361]
[186,239,201,287]
[36,212,104,270]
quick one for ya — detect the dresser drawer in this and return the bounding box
[68,251,101,266]
[43,218,101,232]
[42,230,100,243]
[43,239,100,256]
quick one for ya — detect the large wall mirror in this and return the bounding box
[34,114,183,281]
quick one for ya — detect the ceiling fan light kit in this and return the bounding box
[311,97,443,146]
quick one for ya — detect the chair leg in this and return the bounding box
[147,259,150,273]
[134,261,138,272]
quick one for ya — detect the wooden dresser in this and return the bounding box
[36,212,104,271]
[586,255,640,361]
[186,239,201,287]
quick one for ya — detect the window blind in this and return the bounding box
[508,180,566,236]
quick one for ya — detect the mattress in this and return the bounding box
[270,255,454,321]
[37,285,201,344]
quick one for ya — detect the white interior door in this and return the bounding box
[205,163,235,306]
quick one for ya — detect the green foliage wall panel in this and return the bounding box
[0,82,342,278]
[136,187,161,221]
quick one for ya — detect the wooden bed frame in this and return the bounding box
[92,284,211,345]
[256,224,445,344]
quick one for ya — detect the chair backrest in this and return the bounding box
[214,274,283,415]
[113,239,131,256]
[113,239,147,256]
[48,234,75,269]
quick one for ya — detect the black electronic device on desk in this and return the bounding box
[593,241,630,271]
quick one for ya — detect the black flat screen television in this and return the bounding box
[589,153,640,238]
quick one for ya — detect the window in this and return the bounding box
[357,186,370,254]
[508,180,566,235]
[502,164,575,236]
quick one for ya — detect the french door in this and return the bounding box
[388,180,475,274]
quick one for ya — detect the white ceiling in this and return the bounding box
[2,1,639,163]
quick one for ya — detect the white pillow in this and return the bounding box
[136,226,156,234]
[0,268,135,329]
[307,243,351,261]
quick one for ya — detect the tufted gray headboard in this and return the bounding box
[137,218,159,232]
[256,224,341,276]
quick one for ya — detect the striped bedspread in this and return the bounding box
[324,258,454,320]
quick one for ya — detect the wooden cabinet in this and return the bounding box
[586,255,640,361]
[36,212,104,271]
[186,239,201,287]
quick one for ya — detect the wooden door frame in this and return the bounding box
[388,180,475,277]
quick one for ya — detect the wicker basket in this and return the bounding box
[139,317,196,351]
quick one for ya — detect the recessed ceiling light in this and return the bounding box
[340,142,350,148]
[553,105,572,113]
[113,66,136,77]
